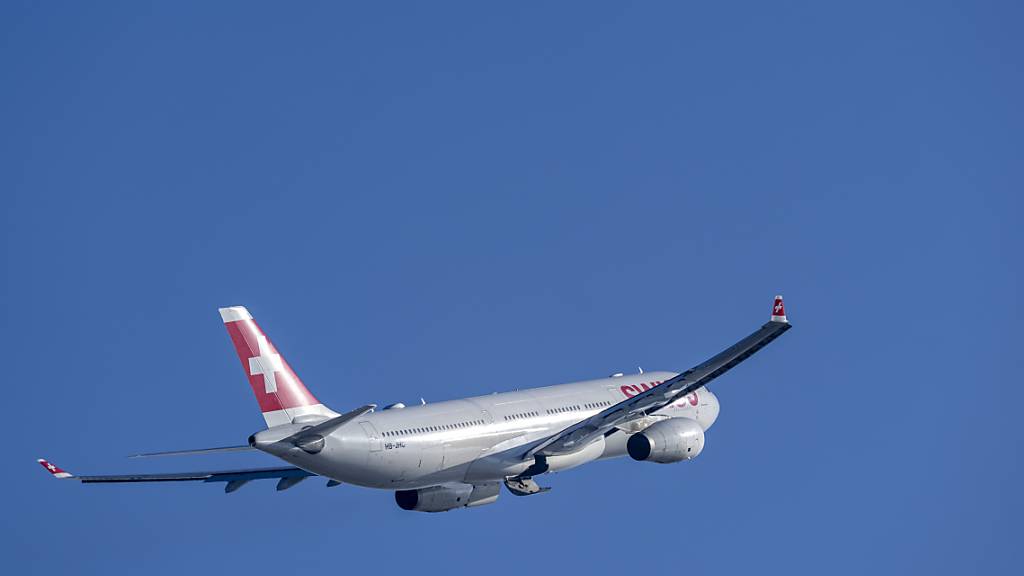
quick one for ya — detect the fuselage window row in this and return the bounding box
[503,411,541,421]
[387,419,490,438]
[545,404,588,415]
[383,403,609,438]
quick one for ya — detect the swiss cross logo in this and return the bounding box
[248,334,283,394]
[46,463,56,472]
[223,317,320,413]
[773,297,785,317]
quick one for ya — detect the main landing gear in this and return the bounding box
[504,454,551,496]
[503,476,550,496]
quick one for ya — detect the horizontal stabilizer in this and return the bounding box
[278,404,376,446]
[37,457,316,492]
[129,445,255,458]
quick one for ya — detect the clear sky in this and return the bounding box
[2,2,1021,574]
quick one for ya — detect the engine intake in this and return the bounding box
[395,482,500,513]
[627,417,705,463]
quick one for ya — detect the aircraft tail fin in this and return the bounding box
[219,306,337,427]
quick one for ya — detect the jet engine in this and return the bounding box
[395,482,500,513]
[627,417,705,463]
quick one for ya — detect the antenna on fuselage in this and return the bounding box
[420,397,426,405]
[638,366,644,374]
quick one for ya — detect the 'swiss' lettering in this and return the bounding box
[620,381,699,407]
[620,381,663,398]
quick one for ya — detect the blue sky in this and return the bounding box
[2,2,1020,574]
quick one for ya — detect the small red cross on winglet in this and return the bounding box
[771,295,788,323]
[37,458,74,479]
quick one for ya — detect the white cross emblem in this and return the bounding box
[249,334,284,394]
[46,463,56,472]
[774,302,783,313]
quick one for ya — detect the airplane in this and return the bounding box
[38,295,792,512]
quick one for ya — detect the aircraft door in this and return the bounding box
[440,442,452,469]
[607,386,626,404]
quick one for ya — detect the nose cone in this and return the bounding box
[701,388,721,430]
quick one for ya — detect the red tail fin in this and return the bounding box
[219,306,335,427]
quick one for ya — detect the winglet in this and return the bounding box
[770,295,788,323]
[37,459,74,479]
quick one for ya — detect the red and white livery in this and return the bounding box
[220,306,337,427]
[38,296,792,512]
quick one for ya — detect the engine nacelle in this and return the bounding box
[545,435,606,473]
[627,417,705,463]
[395,482,500,513]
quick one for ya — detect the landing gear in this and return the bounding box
[504,476,550,496]
[504,454,551,496]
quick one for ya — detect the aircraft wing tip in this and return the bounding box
[37,458,74,479]
[770,294,788,323]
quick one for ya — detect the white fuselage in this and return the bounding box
[260,371,720,489]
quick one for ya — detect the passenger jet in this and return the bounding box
[39,296,792,512]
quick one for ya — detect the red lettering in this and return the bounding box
[620,381,666,398]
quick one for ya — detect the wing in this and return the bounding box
[37,458,318,492]
[528,295,792,458]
